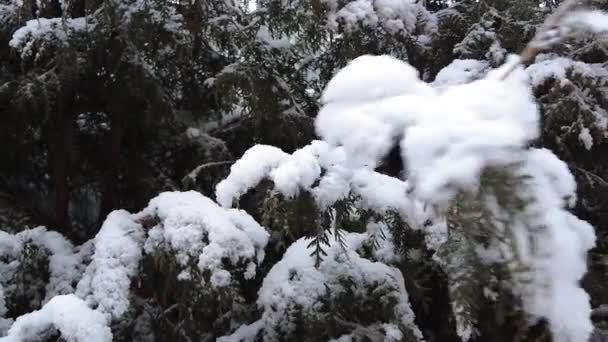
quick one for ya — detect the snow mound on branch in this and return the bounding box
[1,294,111,342]
[10,17,88,58]
[0,227,85,304]
[313,54,594,340]
[321,55,424,104]
[403,63,539,204]
[563,10,608,33]
[216,140,429,228]
[317,55,434,168]
[325,0,432,35]
[248,233,421,340]
[219,54,595,341]
[216,145,288,207]
[432,59,490,88]
[139,191,269,287]
[514,149,596,342]
[526,56,608,87]
[76,210,145,321]
[315,55,539,204]
[0,286,10,336]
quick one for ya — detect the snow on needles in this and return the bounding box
[10,17,88,59]
[514,149,596,342]
[432,59,490,89]
[403,62,539,204]
[76,210,145,321]
[0,287,10,336]
[236,233,422,340]
[139,191,269,287]
[0,227,85,303]
[324,0,433,36]
[318,54,593,341]
[1,295,112,342]
[220,54,596,341]
[563,10,608,34]
[216,145,289,208]
[317,54,539,205]
[216,139,429,229]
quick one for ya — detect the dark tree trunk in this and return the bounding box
[49,110,72,229]
[98,113,124,223]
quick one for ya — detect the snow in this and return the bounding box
[526,57,608,87]
[315,56,538,206]
[579,127,594,150]
[316,55,537,206]
[216,145,288,207]
[0,287,10,336]
[317,55,433,168]
[139,191,269,287]
[403,63,539,204]
[0,228,94,335]
[382,323,404,341]
[1,294,111,342]
[76,210,145,321]
[367,221,400,263]
[0,227,85,304]
[0,2,18,25]
[120,0,185,35]
[424,221,448,252]
[321,55,428,105]
[526,57,574,86]
[526,56,608,135]
[316,54,595,341]
[351,170,411,214]
[254,232,422,340]
[453,20,496,57]
[0,287,5,320]
[511,149,596,342]
[185,127,201,138]
[432,59,490,89]
[326,0,379,32]
[217,320,263,342]
[256,25,291,49]
[10,17,88,58]
[325,0,429,35]
[217,139,429,231]
[270,143,323,198]
[563,10,608,33]
[216,52,597,340]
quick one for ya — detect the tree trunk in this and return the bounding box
[98,113,124,223]
[50,110,72,229]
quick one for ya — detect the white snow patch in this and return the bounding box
[139,191,269,286]
[216,145,289,207]
[217,320,263,342]
[10,17,89,58]
[579,127,594,150]
[563,10,608,33]
[512,149,596,342]
[76,210,145,321]
[2,295,111,342]
[0,227,86,303]
[433,59,490,89]
[325,0,432,36]
[255,233,422,340]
